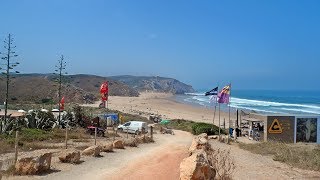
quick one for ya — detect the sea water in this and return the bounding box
[175,90,320,115]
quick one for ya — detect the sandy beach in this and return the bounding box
[84,92,237,127]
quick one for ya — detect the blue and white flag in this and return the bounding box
[205,87,218,103]
[205,87,218,96]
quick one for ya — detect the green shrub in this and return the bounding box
[192,122,224,135]
[20,128,51,141]
[166,119,225,135]
[41,98,54,104]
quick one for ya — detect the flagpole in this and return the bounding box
[212,86,218,128]
[218,103,221,137]
[228,83,232,138]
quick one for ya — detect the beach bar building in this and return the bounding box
[264,115,320,144]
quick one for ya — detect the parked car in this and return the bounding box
[117,121,148,134]
[86,126,105,137]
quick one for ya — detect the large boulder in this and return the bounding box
[123,138,138,147]
[82,145,102,157]
[102,143,114,152]
[113,140,125,149]
[180,150,215,180]
[15,153,52,175]
[58,149,81,164]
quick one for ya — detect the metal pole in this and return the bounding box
[212,101,217,127]
[218,103,221,136]
[228,83,232,136]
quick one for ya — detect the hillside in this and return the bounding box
[109,75,195,94]
[0,74,194,104]
[0,74,139,104]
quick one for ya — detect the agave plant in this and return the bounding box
[25,110,56,130]
[60,111,76,128]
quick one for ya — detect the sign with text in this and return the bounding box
[267,116,295,143]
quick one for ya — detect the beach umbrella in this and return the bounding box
[160,119,170,125]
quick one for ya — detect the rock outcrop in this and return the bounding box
[180,149,216,180]
[15,153,52,175]
[109,75,195,94]
[58,149,81,164]
[189,133,210,155]
[180,133,216,180]
[82,145,102,157]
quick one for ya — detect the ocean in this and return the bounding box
[174,90,320,115]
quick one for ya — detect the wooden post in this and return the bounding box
[113,125,115,141]
[65,127,68,149]
[143,128,145,139]
[14,130,19,163]
[126,128,129,139]
[94,127,97,145]
[150,126,153,140]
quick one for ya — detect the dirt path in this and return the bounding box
[7,130,192,180]
[209,140,320,180]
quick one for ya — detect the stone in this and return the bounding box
[180,150,215,180]
[102,143,114,152]
[136,136,154,144]
[113,140,125,149]
[15,153,52,175]
[123,138,138,147]
[82,145,102,157]
[58,149,81,163]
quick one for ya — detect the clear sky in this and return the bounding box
[0,0,319,90]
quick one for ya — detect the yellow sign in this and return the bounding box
[268,119,283,134]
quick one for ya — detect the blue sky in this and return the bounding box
[0,0,319,90]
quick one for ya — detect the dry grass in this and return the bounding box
[208,148,235,180]
[239,142,320,171]
[0,127,92,154]
[72,139,91,143]
[0,140,14,154]
[1,165,16,177]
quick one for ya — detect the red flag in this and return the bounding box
[100,81,109,101]
[60,96,65,111]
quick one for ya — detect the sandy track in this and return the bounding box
[209,140,320,180]
[7,130,192,180]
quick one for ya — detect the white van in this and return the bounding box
[117,121,148,134]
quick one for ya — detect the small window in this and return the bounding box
[124,122,131,126]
